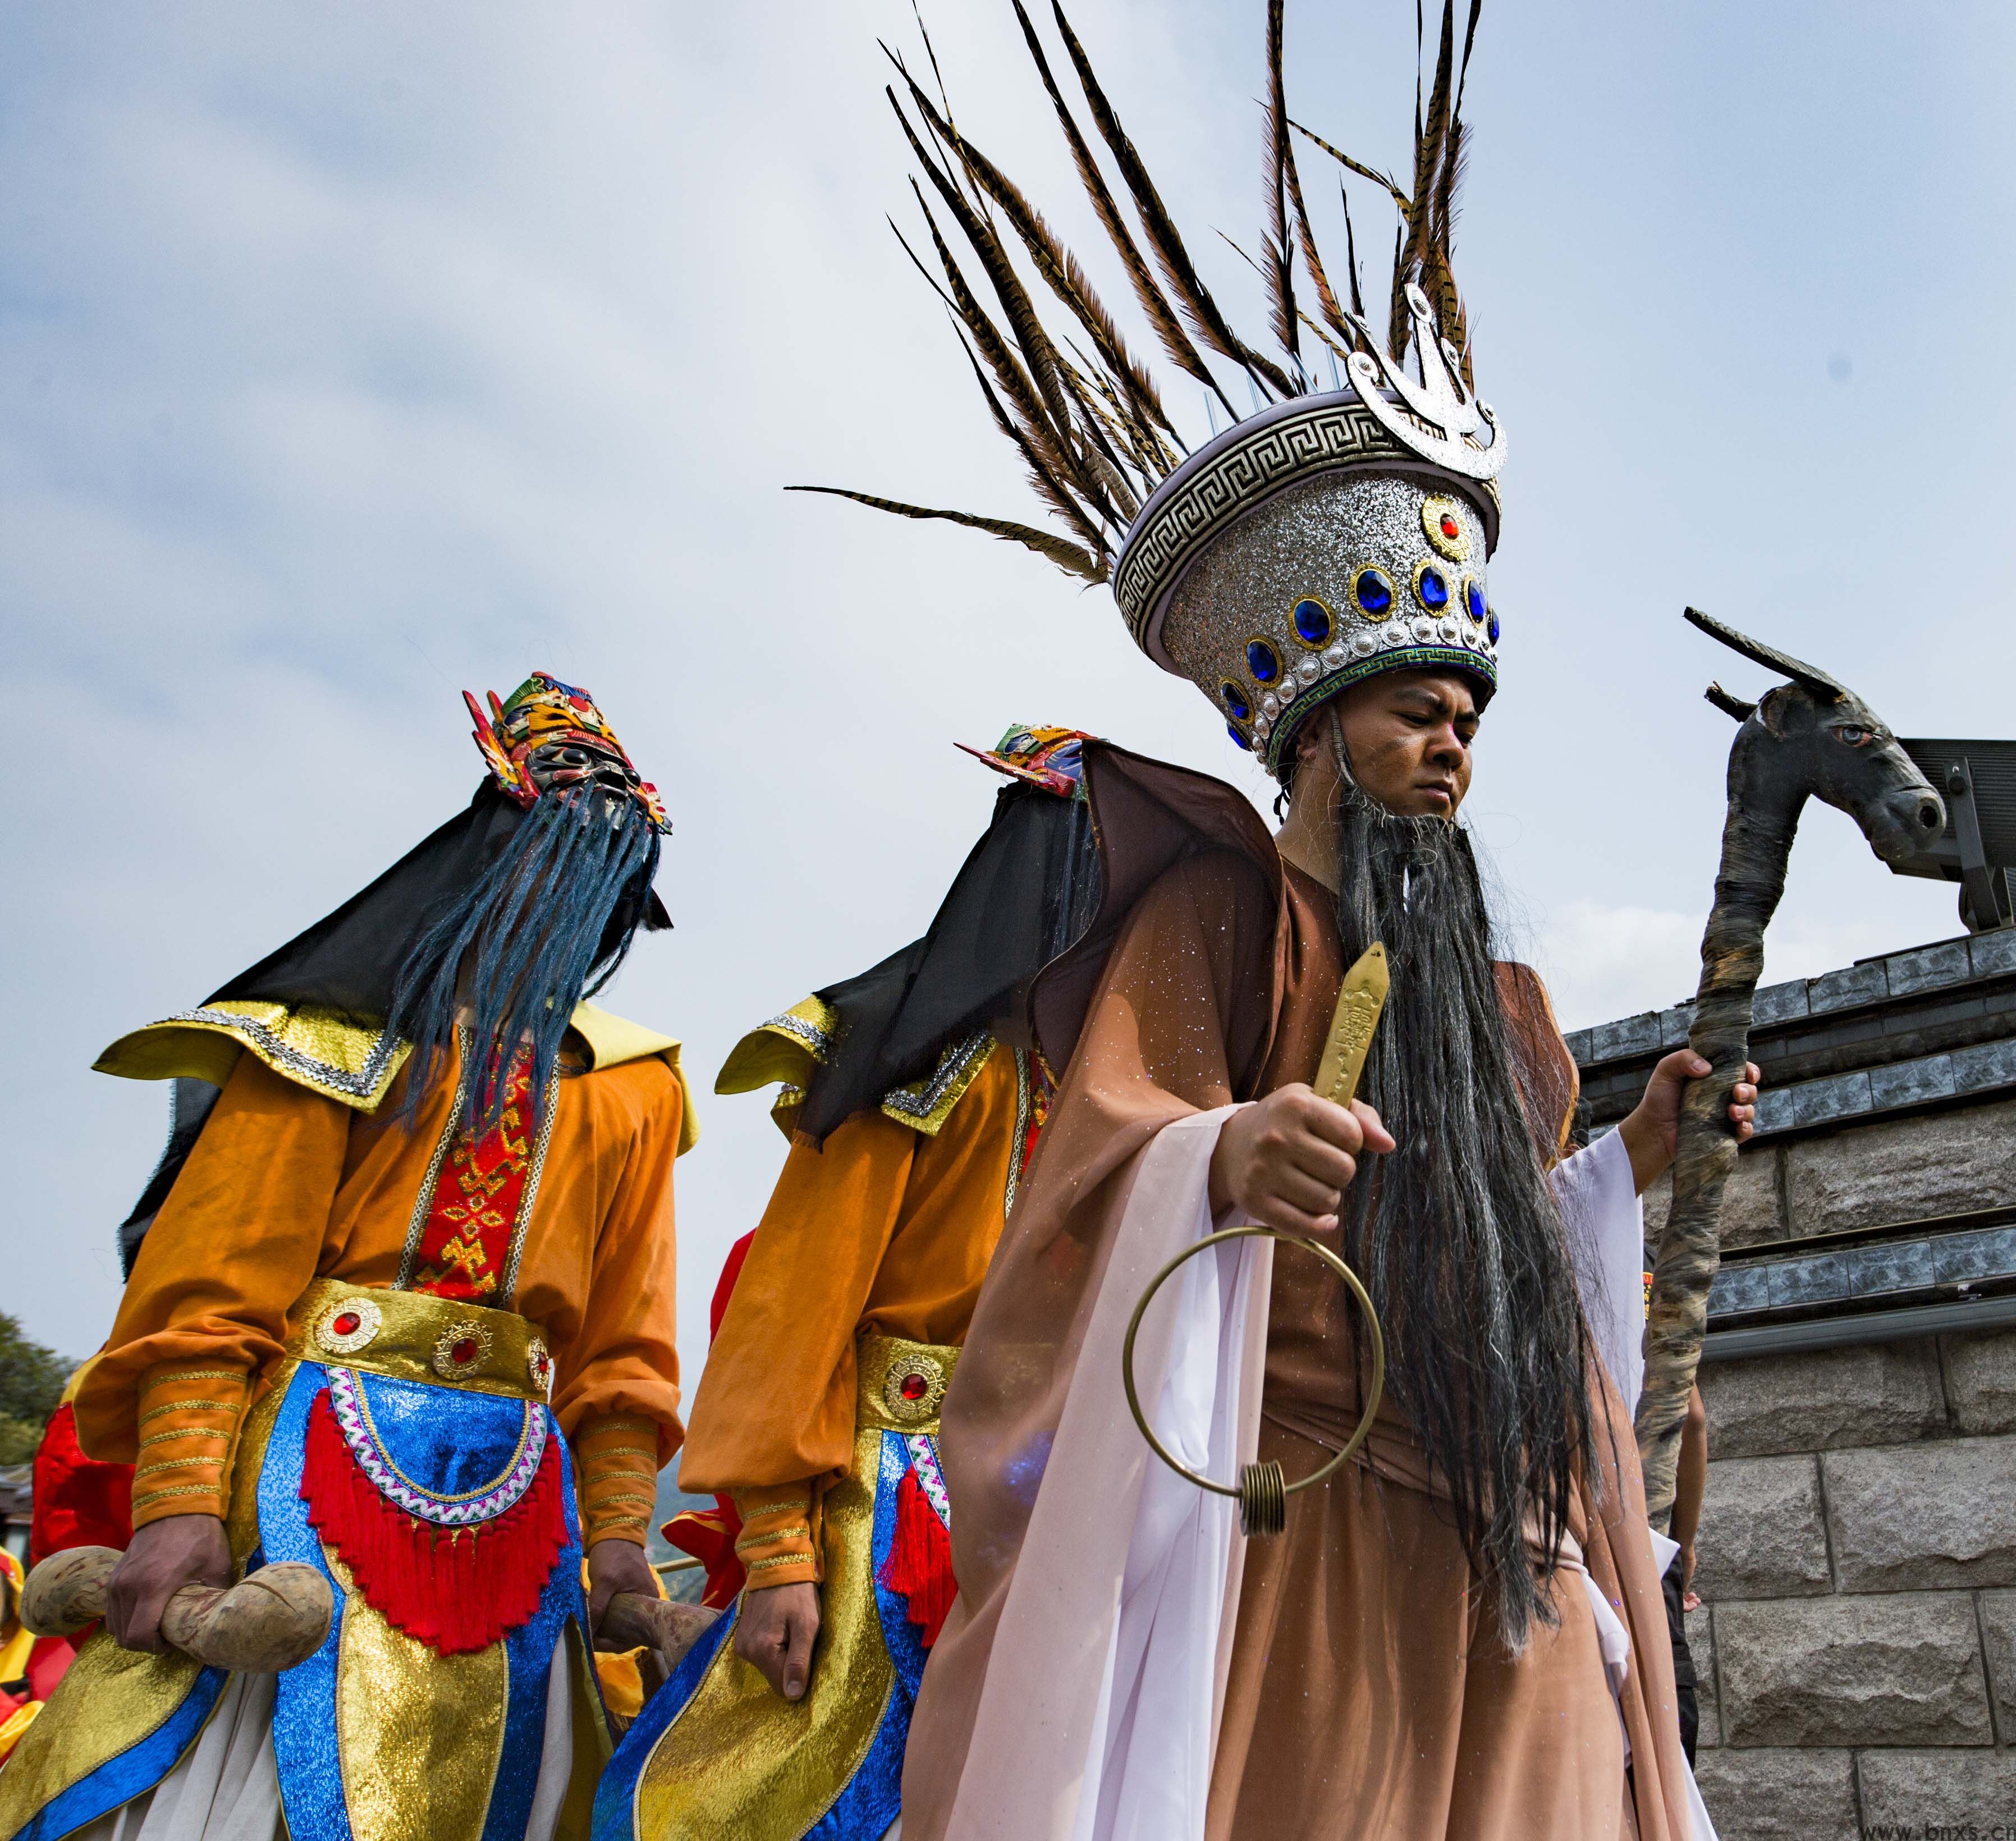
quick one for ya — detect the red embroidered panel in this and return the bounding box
[409,1050,538,1303]
[1019,1052,1057,1180]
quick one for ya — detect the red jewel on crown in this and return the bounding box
[1420,495,1471,563]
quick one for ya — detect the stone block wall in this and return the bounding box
[1692,1327,2016,1835]
[1571,929,2016,1834]
[1638,1093,2016,1252]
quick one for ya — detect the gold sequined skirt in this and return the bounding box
[609,1332,960,1841]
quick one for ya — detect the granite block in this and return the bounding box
[1973,927,2016,978]
[1700,1338,1946,1457]
[1694,1455,1830,1598]
[1691,1749,1855,1840]
[1951,1036,2016,1095]
[1715,1593,1990,1746]
[1643,1142,1784,1254]
[1785,1096,2016,1234]
[1945,1329,2016,1435]
[1868,1052,1955,1110]
[1687,1604,1719,1748]
[1563,1027,1592,1065]
[1825,1438,2016,1591]
[1886,938,1974,997]
[1659,1002,1696,1048]
[1858,1750,2016,1835]
[1807,959,1889,1016]
[1753,979,1811,1025]
[1977,1587,2016,1733]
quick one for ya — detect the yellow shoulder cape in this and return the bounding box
[714,995,992,1141]
[94,997,698,1155]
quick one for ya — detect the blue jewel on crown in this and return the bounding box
[1292,598,1333,647]
[1353,569,1393,619]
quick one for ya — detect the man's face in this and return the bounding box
[1324,668,1481,818]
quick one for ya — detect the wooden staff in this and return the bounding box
[1635,609,1945,1527]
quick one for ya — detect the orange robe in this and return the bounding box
[77,1037,685,1546]
[679,1042,1024,1587]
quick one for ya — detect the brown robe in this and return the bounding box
[901,743,1691,1841]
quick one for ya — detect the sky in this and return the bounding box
[6,1,2014,1397]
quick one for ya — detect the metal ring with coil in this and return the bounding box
[1121,1225,1385,1537]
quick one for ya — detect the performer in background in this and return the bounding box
[0,1553,68,1770]
[794,4,1756,1835]
[602,726,1152,1841]
[0,674,693,1841]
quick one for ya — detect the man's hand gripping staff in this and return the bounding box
[1125,946,1395,1538]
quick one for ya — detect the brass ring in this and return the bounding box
[1120,1226,1385,1536]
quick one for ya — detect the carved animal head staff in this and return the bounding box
[1636,611,1946,1530]
[1690,607,1945,863]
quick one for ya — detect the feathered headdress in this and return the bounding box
[795,1,1508,777]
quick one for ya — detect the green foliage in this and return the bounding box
[0,1415,40,1466]
[0,1312,74,1459]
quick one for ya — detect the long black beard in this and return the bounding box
[1332,787,1595,1654]
[386,787,661,1133]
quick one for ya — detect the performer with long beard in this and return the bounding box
[791,4,1754,1835]
[0,674,693,1841]
[600,727,1180,1841]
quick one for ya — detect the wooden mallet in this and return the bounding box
[598,1591,719,1677]
[21,1546,333,1674]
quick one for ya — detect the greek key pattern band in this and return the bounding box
[1114,400,1403,644]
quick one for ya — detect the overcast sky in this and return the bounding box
[7,2,2013,1398]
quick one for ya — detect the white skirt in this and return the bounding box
[73,1645,575,1841]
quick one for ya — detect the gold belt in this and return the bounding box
[855,1330,960,1436]
[283,1276,553,1403]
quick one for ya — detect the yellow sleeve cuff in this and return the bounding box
[574,1414,661,1546]
[131,1363,250,1526]
[732,1482,821,1588]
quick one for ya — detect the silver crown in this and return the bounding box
[1115,289,1504,778]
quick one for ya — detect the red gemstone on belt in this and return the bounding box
[900,1373,929,1402]
[451,1338,480,1366]
[332,1311,361,1338]
[1440,514,1459,538]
